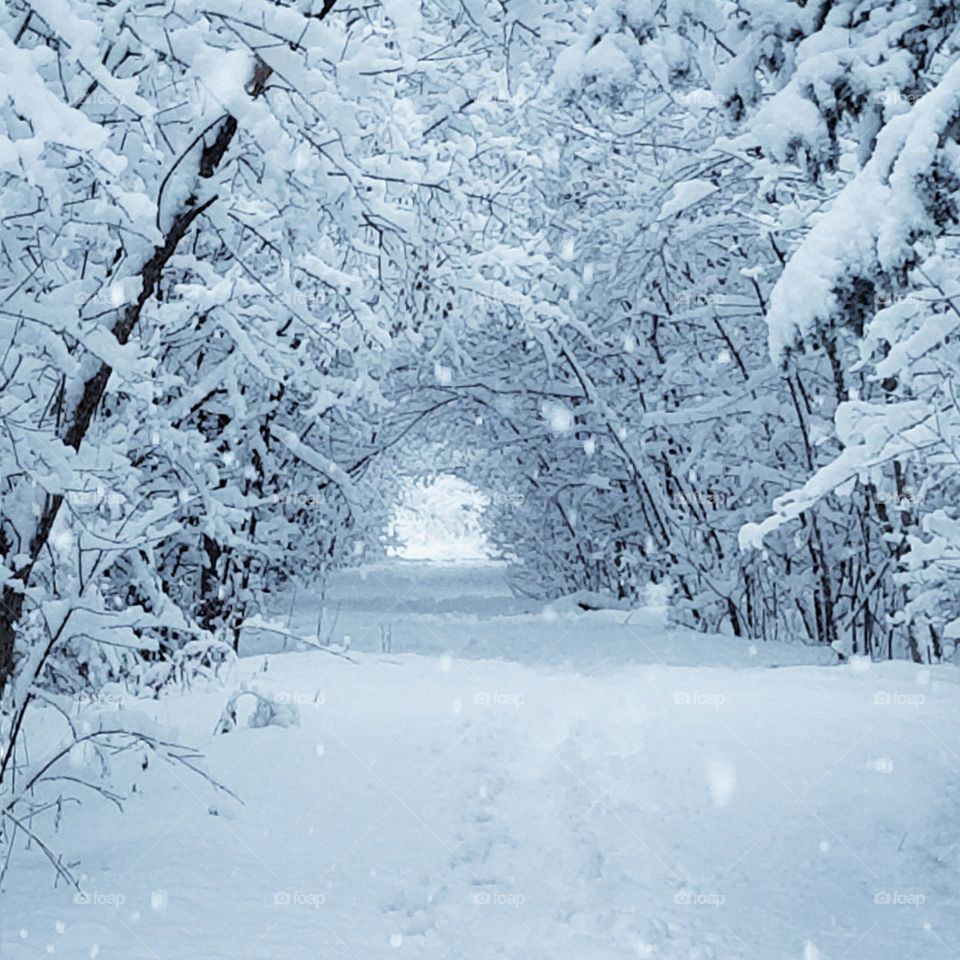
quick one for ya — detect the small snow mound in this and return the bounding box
[803,941,822,960]
[214,683,301,735]
[706,760,737,808]
[848,655,872,673]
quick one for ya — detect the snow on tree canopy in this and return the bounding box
[765,59,960,363]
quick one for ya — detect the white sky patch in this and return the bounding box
[389,474,490,561]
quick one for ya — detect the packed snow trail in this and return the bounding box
[3,561,959,959]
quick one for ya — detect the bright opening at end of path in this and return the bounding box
[388,474,491,561]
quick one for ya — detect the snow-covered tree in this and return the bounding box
[0,0,558,874]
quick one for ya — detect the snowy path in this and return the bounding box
[4,561,960,959]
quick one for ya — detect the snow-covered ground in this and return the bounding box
[4,560,959,959]
[241,560,839,669]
